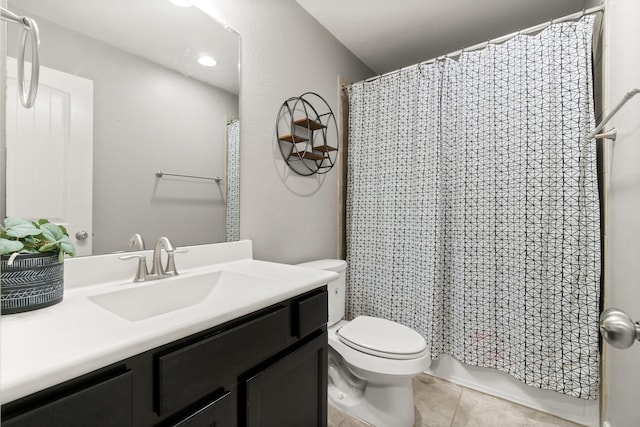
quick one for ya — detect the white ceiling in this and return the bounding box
[11,0,595,92]
[296,0,590,74]
[9,0,240,94]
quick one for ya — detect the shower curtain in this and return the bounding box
[345,16,600,399]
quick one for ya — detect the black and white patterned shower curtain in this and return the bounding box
[346,16,600,399]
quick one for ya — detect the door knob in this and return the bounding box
[600,308,640,349]
[75,230,89,241]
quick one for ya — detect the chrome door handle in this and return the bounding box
[75,230,89,240]
[600,308,640,349]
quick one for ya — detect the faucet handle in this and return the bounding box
[165,248,188,276]
[119,254,149,282]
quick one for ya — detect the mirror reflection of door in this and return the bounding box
[6,58,93,256]
[4,0,240,256]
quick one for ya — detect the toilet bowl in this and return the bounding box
[297,259,430,427]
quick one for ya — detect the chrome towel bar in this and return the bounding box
[1,7,40,108]
[155,170,222,183]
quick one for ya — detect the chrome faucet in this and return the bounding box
[150,236,176,278]
[120,235,187,282]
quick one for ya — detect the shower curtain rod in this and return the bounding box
[342,4,604,90]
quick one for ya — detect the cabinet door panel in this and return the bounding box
[3,370,133,427]
[245,332,328,427]
[157,307,289,415]
[172,391,233,427]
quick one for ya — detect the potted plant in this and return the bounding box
[0,218,76,314]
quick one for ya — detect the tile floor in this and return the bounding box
[328,373,584,427]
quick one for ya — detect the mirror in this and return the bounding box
[4,0,240,256]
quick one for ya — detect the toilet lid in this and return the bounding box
[337,316,427,360]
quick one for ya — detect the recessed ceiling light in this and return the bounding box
[169,0,191,7]
[198,55,217,67]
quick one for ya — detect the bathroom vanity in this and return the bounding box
[0,241,336,426]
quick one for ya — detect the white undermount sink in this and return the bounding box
[89,270,277,321]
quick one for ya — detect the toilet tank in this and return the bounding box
[297,259,347,327]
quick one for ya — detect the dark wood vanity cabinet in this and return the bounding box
[1,287,328,427]
[244,332,327,427]
[1,369,133,427]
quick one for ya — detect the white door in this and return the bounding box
[6,58,93,256]
[600,1,640,426]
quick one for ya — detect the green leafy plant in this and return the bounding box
[0,218,76,262]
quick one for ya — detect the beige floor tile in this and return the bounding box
[328,402,372,427]
[413,373,463,427]
[330,373,583,427]
[328,402,348,427]
[451,388,584,427]
[340,415,374,427]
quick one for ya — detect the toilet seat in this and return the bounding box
[337,316,427,360]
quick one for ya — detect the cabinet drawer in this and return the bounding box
[293,290,328,338]
[3,370,133,427]
[157,307,289,415]
[172,391,232,427]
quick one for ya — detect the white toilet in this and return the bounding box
[297,259,430,427]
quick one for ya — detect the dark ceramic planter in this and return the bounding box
[0,251,64,314]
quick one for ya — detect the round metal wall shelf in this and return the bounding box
[276,92,338,176]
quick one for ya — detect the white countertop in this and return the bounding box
[0,241,337,404]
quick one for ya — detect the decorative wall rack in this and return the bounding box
[276,92,338,176]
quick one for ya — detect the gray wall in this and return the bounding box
[211,0,373,263]
[7,10,238,254]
